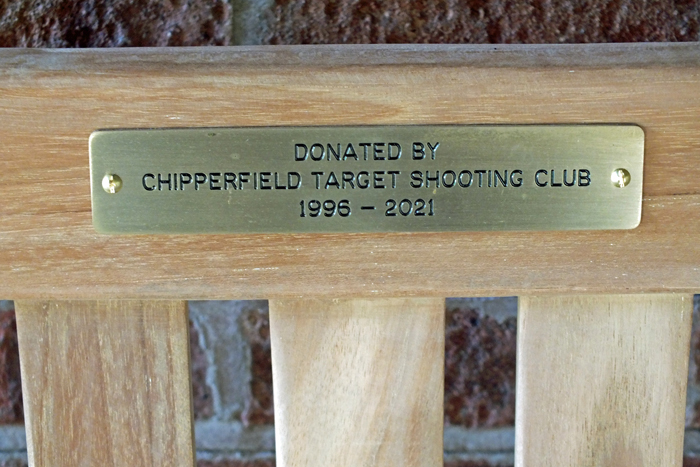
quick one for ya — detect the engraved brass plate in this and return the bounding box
[90,125,644,234]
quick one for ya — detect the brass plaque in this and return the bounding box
[90,125,644,234]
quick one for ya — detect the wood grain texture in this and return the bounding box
[515,294,693,467]
[0,43,699,298]
[269,298,444,467]
[15,300,195,467]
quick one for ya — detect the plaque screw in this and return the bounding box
[611,168,631,188]
[102,174,123,194]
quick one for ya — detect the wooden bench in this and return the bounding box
[2,43,698,466]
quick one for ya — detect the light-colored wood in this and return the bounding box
[1,44,699,298]
[269,298,444,467]
[515,294,693,467]
[15,300,195,467]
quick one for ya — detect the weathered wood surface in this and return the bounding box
[15,300,195,467]
[269,298,444,467]
[0,43,698,298]
[515,294,693,467]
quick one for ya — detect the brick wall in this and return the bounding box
[0,2,699,466]
[0,0,698,46]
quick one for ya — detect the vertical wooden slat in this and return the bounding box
[15,300,195,467]
[269,298,444,467]
[515,294,693,467]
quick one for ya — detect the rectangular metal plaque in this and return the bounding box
[90,125,644,234]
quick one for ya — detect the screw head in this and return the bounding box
[102,174,123,194]
[611,168,631,188]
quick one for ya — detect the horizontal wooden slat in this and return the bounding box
[0,43,698,299]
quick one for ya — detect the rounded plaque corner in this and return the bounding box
[88,130,103,145]
[91,215,113,235]
[629,124,645,139]
[627,213,642,230]
[91,223,107,235]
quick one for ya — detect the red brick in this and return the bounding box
[445,306,516,428]
[265,0,700,44]
[240,305,274,426]
[190,318,214,420]
[0,309,22,424]
[198,459,275,467]
[0,0,231,47]
[685,456,700,467]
